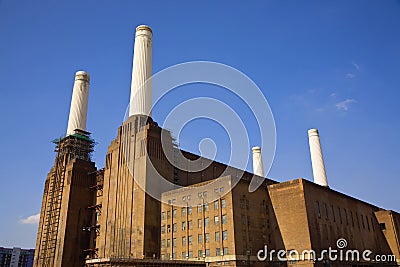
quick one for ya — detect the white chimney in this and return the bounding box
[252,146,264,177]
[308,128,329,187]
[129,25,153,117]
[66,71,90,135]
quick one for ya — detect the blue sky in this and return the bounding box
[0,0,399,248]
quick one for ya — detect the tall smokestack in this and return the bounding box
[252,146,264,177]
[308,129,329,187]
[66,71,90,135]
[129,25,152,117]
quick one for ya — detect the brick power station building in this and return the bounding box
[33,25,400,267]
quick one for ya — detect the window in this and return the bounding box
[188,220,192,229]
[161,212,166,220]
[173,209,177,218]
[188,235,193,244]
[161,254,165,260]
[182,236,186,246]
[167,225,171,233]
[182,208,186,217]
[198,234,203,244]
[222,214,227,224]
[173,238,177,247]
[188,206,192,215]
[216,248,221,256]
[205,217,209,227]
[204,203,209,212]
[198,192,202,198]
[316,201,321,218]
[188,251,193,258]
[203,191,207,197]
[198,204,202,213]
[222,230,228,240]
[198,250,203,258]
[215,232,220,242]
[182,252,186,259]
[214,201,219,210]
[214,216,220,225]
[214,188,219,193]
[221,199,226,208]
[198,219,202,228]
[205,233,210,243]
[241,215,246,225]
[323,203,328,220]
[167,239,171,247]
[182,221,186,231]
[220,187,224,193]
[167,211,171,219]
[161,239,166,247]
[173,223,177,232]
[172,253,176,259]
[380,223,386,230]
[161,225,166,234]
[223,247,228,255]
[205,249,210,256]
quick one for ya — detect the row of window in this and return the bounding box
[162,200,227,220]
[166,188,226,205]
[161,247,229,260]
[162,231,229,247]
[162,215,227,233]
[315,201,376,232]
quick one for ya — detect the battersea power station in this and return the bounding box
[33,25,400,267]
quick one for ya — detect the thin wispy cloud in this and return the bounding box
[330,92,337,98]
[335,99,357,111]
[352,61,360,70]
[20,213,40,224]
[345,73,355,79]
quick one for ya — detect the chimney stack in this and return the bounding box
[66,71,90,135]
[308,129,329,187]
[252,146,264,177]
[129,25,153,118]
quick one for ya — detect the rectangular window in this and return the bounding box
[205,249,210,256]
[182,252,186,259]
[188,206,192,215]
[161,212,166,220]
[188,251,193,258]
[167,239,171,247]
[214,216,220,225]
[188,220,192,229]
[380,223,386,230]
[167,225,171,233]
[173,209,177,218]
[172,253,176,259]
[198,250,203,258]
[198,219,202,228]
[173,238,177,247]
[161,239,166,247]
[323,203,328,220]
[222,214,227,224]
[167,211,171,219]
[222,230,228,240]
[182,236,186,246]
[214,201,219,210]
[161,225,166,234]
[205,217,209,227]
[173,223,177,232]
[205,233,210,243]
[216,248,221,256]
[221,199,226,208]
[204,203,209,212]
[215,232,220,242]
[188,235,193,244]
[182,221,186,231]
[203,191,207,197]
[182,208,186,217]
[220,187,224,193]
[223,247,228,255]
[316,201,321,218]
[198,234,203,244]
[197,204,202,213]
